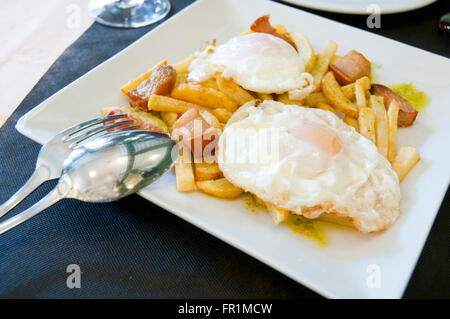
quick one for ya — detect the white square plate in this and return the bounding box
[15,0,450,298]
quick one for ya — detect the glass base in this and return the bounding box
[88,0,171,28]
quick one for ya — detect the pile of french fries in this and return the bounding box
[117,23,420,225]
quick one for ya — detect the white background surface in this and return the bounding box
[15,0,450,298]
[0,0,93,127]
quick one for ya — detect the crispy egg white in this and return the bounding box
[188,33,313,95]
[218,101,401,233]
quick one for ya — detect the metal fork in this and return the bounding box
[0,114,138,218]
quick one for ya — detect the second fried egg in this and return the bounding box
[218,100,401,233]
[188,33,311,94]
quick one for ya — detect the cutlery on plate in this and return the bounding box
[0,130,178,235]
[0,115,138,219]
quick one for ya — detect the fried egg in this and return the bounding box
[218,101,401,233]
[188,33,313,95]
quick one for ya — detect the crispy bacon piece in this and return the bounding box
[329,50,371,85]
[172,108,218,158]
[127,65,177,111]
[370,84,418,127]
[250,15,297,51]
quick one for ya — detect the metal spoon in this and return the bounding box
[0,130,178,235]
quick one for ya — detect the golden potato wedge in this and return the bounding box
[239,29,253,37]
[370,95,388,157]
[216,75,254,105]
[321,72,358,118]
[211,108,233,123]
[387,101,399,162]
[305,92,328,107]
[196,178,244,198]
[148,94,199,113]
[310,40,338,91]
[344,115,359,131]
[266,203,290,224]
[355,77,367,109]
[255,92,273,101]
[171,83,238,112]
[277,92,305,106]
[198,78,220,91]
[175,158,195,192]
[306,77,370,107]
[330,55,342,64]
[120,60,167,95]
[358,107,376,144]
[274,24,288,34]
[198,109,223,134]
[342,76,370,100]
[317,101,337,115]
[194,162,223,181]
[161,111,178,128]
[391,146,420,182]
[172,54,196,75]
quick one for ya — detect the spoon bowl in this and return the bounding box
[0,130,179,234]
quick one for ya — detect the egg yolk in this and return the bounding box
[294,122,342,156]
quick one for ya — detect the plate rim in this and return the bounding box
[279,0,438,15]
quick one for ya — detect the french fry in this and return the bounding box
[387,101,399,162]
[370,95,388,157]
[358,107,376,144]
[194,162,223,181]
[305,92,328,107]
[343,76,370,99]
[198,109,223,133]
[256,92,273,101]
[317,101,337,115]
[148,94,199,113]
[274,24,288,34]
[330,55,342,64]
[161,111,178,128]
[355,77,367,109]
[306,77,370,107]
[344,115,359,131]
[266,203,290,224]
[391,147,420,182]
[196,178,244,198]
[198,78,220,91]
[321,72,358,118]
[175,155,195,192]
[175,73,189,87]
[172,54,196,74]
[277,92,304,106]
[310,40,338,91]
[120,60,167,95]
[239,29,253,37]
[171,83,238,112]
[211,108,233,123]
[216,75,254,105]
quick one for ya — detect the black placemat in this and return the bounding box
[0,0,448,298]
